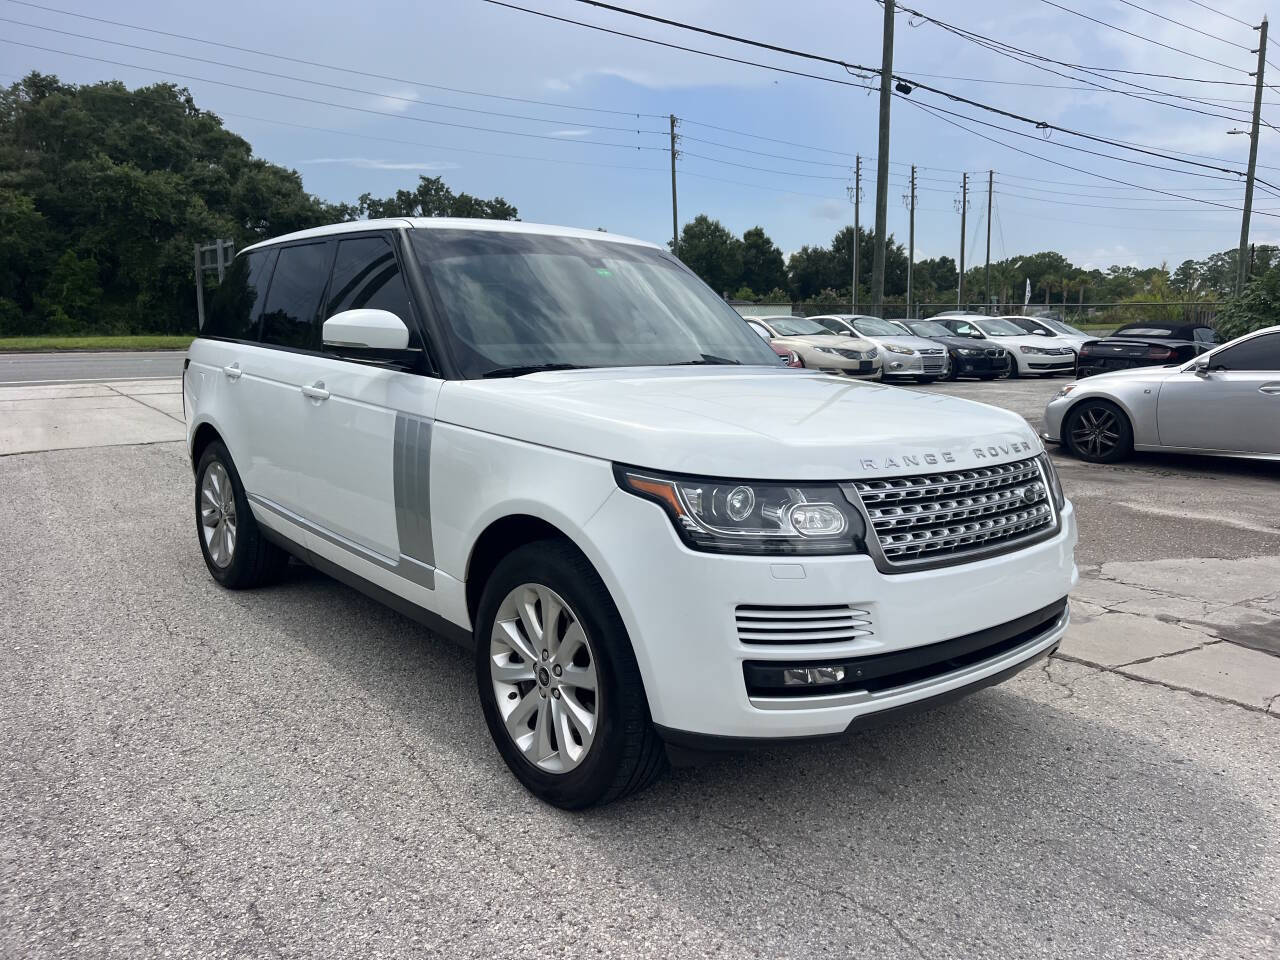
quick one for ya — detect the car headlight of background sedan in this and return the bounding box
[957,347,984,357]
[1020,345,1052,355]
[883,344,916,355]
[813,345,840,355]
[616,467,867,555]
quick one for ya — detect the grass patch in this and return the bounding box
[0,335,194,352]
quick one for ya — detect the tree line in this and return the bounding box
[1,73,1275,337]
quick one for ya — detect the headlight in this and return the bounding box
[1037,453,1066,510]
[813,345,839,355]
[1054,384,1077,399]
[616,467,868,555]
[957,347,982,356]
[1019,345,1049,355]
[884,344,916,355]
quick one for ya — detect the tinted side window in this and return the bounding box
[204,249,274,340]
[1211,333,1280,371]
[326,235,413,323]
[1195,327,1219,344]
[260,242,331,350]
[747,321,771,339]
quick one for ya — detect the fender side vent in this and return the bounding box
[735,604,874,645]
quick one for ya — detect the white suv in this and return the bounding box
[185,218,1078,808]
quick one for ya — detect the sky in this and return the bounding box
[2,0,1278,272]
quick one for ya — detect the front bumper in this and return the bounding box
[584,491,1078,741]
[881,352,948,378]
[812,356,881,378]
[953,352,1010,376]
[1041,394,1071,445]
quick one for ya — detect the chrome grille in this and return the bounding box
[736,604,874,644]
[849,458,1056,567]
[919,348,946,373]
[985,349,1003,358]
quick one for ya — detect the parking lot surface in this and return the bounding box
[2,375,1278,958]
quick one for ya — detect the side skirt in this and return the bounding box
[258,525,474,650]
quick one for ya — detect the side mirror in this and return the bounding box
[323,309,420,368]
[1192,358,1211,378]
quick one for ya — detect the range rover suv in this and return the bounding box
[185,218,1078,808]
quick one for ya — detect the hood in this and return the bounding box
[924,335,1009,353]
[773,334,875,351]
[436,366,1041,480]
[862,333,947,352]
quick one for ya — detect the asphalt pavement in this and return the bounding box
[2,375,1278,959]
[0,351,187,385]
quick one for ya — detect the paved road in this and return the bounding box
[2,376,1278,958]
[0,351,187,385]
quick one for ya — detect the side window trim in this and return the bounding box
[254,237,336,352]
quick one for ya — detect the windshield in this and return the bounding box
[410,230,780,377]
[851,317,906,337]
[978,317,1028,337]
[768,317,837,337]
[1044,318,1087,336]
[1013,317,1058,336]
[1116,325,1176,337]
[906,321,951,337]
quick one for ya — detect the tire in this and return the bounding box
[195,441,290,588]
[474,539,667,809]
[945,359,961,382]
[1005,362,1020,379]
[1063,400,1134,463]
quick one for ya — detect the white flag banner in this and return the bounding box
[1024,278,1031,306]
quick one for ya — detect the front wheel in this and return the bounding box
[194,441,290,588]
[1064,400,1134,463]
[475,540,667,809]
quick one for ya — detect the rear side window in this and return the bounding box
[1211,332,1280,371]
[326,235,413,323]
[203,249,274,341]
[1194,327,1219,345]
[260,242,331,350]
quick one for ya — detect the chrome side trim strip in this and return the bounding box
[248,493,435,589]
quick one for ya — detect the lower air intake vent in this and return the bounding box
[736,604,874,645]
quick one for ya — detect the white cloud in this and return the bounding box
[550,128,592,138]
[370,88,421,113]
[810,199,847,221]
[304,158,460,171]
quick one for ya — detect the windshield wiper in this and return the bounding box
[480,363,587,378]
[669,354,742,366]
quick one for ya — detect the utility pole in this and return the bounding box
[850,155,862,313]
[984,170,993,311]
[958,172,968,308]
[669,114,680,257]
[1237,18,1267,293]
[907,165,916,318]
[870,0,895,317]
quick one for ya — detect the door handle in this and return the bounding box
[222,362,242,381]
[301,381,330,401]
[1259,383,1280,396]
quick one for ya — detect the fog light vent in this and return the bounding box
[735,604,873,645]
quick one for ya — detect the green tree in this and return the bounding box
[1216,265,1280,339]
[675,214,743,296]
[34,250,101,335]
[739,226,786,296]
[357,175,518,220]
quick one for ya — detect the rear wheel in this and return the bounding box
[1064,400,1134,463]
[195,441,290,588]
[475,540,667,809]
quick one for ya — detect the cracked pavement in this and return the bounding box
[2,375,1279,959]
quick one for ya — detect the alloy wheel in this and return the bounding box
[1070,406,1121,458]
[199,461,237,568]
[489,583,599,774]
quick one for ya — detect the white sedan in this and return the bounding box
[1042,325,1280,463]
[934,315,1077,377]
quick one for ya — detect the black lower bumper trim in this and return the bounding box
[655,639,1059,757]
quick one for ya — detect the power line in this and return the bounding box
[995,189,1248,213]
[902,96,1280,218]
[1110,0,1252,53]
[0,38,672,151]
[480,1,876,91]
[0,0,664,118]
[497,0,1265,180]
[1178,0,1253,31]
[0,16,669,136]
[1032,0,1250,74]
